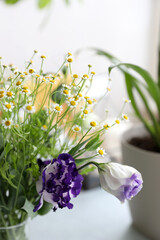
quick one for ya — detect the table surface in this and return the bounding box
[28,188,149,240]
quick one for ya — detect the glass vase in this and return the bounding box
[0,220,28,240]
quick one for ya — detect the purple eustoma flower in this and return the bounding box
[98,162,143,202]
[33,153,83,212]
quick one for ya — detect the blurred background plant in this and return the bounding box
[94,41,160,150]
[3,0,81,9]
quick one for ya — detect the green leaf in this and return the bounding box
[80,166,96,175]
[38,0,51,8]
[85,135,99,149]
[38,201,52,215]
[22,199,37,219]
[5,0,20,4]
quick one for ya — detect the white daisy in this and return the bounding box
[2,118,13,129]
[53,104,63,113]
[41,125,48,131]
[97,147,106,157]
[72,125,81,132]
[23,104,35,114]
[67,98,78,108]
[3,102,14,112]
[5,91,15,99]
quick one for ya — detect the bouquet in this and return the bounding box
[0,51,143,239]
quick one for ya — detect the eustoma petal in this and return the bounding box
[34,153,83,212]
[98,162,143,202]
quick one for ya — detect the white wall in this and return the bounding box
[0,0,159,113]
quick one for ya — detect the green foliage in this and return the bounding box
[38,0,51,8]
[3,0,73,8]
[5,0,20,4]
[95,48,160,149]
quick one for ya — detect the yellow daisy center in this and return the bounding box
[41,55,46,59]
[0,90,4,94]
[50,80,55,84]
[0,94,4,98]
[83,74,89,78]
[98,150,104,155]
[5,104,11,109]
[84,96,89,99]
[5,120,11,126]
[16,81,22,86]
[6,92,13,97]
[22,89,29,93]
[29,69,34,74]
[87,100,92,104]
[26,105,32,111]
[70,101,76,106]
[90,121,96,127]
[42,125,47,129]
[55,106,61,111]
[115,119,120,124]
[63,89,69,95]
[123,115,128,120]
[67,58,73,63]
[78,93,82,97]
[22,86,29,90]
[74,127,80,132]
[83,109,88,114]
[73,74,78,78]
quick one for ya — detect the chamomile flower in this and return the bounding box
[90,121,97,128]
[16,81,22,87]
[41,125,48,131]
[102,122,111,130]
[4,102,14,112]
[81,107,89,116]
[97,147,106,157]
[73,74,78,79]
[67,98,77,108]
[67,58,73,63]
[2,118,13,129]
[21,86,30,95]
[28,68,35,74]
[5,91,15,99]
[87,99,94,105]
[23,104,35,114]
[49,79,56,85]
[115,119,121,124]
[53,104,63,113]
[0,89,5,99]
[123,98,131,103]
[122,114,129,121]
[72,125,81,132]
[62,88,70,96]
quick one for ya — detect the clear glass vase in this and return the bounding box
[0,220,28,240]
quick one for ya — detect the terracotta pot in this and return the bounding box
[121,125,160,240]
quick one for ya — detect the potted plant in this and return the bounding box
[94,48,160,240]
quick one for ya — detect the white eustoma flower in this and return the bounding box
[98,162,143,203]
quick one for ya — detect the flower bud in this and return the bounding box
[98,162,143,202]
